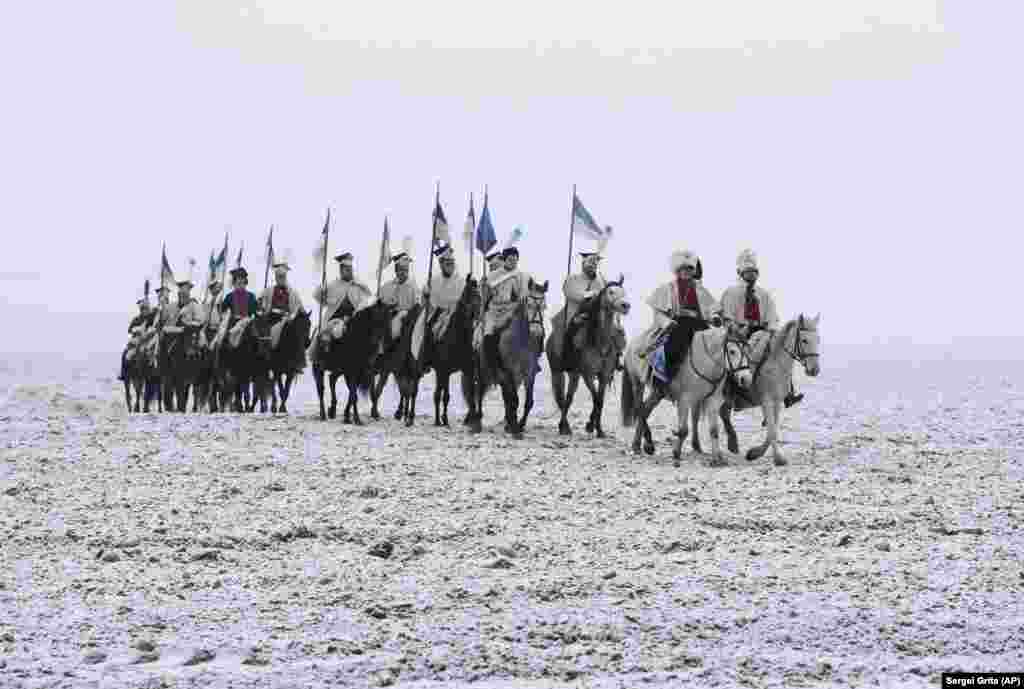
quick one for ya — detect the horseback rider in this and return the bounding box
[312,252,374,348]
[259,259,304,342]
[198,279,224,349]
[719,248,803,408]
[644,249,719,390]
[378,251,420,350]
[558,251,609,371]
[170,279,204,327]
[211,267,260,353]
[118,297,154,381]
[418,243,463,355]
[480,247,525,371]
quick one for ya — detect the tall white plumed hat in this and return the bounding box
[736,248,758,274]
[669,250,699,274]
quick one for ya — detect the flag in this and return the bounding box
[463,196,476,250]
[433,199,450,246]
[207,250,216,284]
[160,245,175,292]
[572,194,613,251]
[378,217,392,280]
[265,225,275,273]
[476,201,497,254]
[144,278,150,300]
[215,233,228,283]
[313,209,331,266]
[503,225,525,250]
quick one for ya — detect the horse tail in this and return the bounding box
[621,364,636,428]
[460,368,473,408]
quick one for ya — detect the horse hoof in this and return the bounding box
[393,411,403,421]
[728,439,739,455]
[471,424,482,434]
[328,408,337,420]
[354,417,364,426]
[746,447,765,462]
[405,418,414,428]
[343,416,352,425]
[434,420,443,427]
[559,423,571,436]
[644,442,655,456]
[280,405,287,415]
[710,454,729,468]
[271,404,278,414]
[773,455,788,466]
[596,429,606,439]
[371,410,380,421]
[585,420,594,433]
[673,458,681,468]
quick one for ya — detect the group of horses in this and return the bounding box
[120,276,823,467]
[121,310,313,416]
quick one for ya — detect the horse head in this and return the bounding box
[794,313,821,377]
[600,274,631,317]
[182,324,203,360]
[251,313,274,360]
[459,275,482,320]
[525,278,549,339]
[724,333,753,389]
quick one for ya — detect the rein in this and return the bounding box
[688,331,749,393]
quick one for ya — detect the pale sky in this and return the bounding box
[2,1,1021,354]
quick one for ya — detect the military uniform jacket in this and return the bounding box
[315,278,373,319]
[646,279,717,329]
[220,290,260,319]
[718,282,779,330]
[379,278,420,311]
[563,272,607,323]
[424,272,464,311]
[168,298,205,327]
[259,284,304,316]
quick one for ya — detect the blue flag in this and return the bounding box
[476,203,497,254]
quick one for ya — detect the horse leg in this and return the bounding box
[691,403,703,454]
[705,392,727,467]
[349,382,364,426]
[504,382,522,438]
[720,402,739,454]
[433,372,444,426]
[581,374,600,434]
[123,380,132,413]
[746,400,773,462]
[328,372,340,420]
[672,396,691,467]
[593,376,609,439]
[405,378,419,428]
[635,387,662,456]
[369,372,382,420]
[518,374,536,433]
[282,373,293,415]
[315,368,328,420]
[440,372,451,426]
[768,399,787,466]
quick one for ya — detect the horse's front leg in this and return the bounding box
[518,374,536,433]
[593,375,609,439]
[581,373,600,435]
[705,390,728,467]
[767,399,786,466]
[672,395,692,467]
[433,372,444,426]
[720,402,739,454]
[504,382,522,437]
[636,386,662,456]
[441,372,451,427]
[690,404,703,454]
[746,399,775,463]
[270,373,279,414]
[328,372,341,419]
[281,372,294,414]
[349,382,363,426]
[405,378,419,428]
[314,367,327,420]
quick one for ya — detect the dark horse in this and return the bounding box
[369,305,424,425]
[469,278,548,438]
[219,315,273,413]
[546,277,631,438]
[313,301,393,424]
[268,309,312,414]
[159,325,203,412]
[123,341,160,413]
[191,325,221,412]
[420,276,481,427]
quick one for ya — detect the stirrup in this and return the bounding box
[784,392,804,408]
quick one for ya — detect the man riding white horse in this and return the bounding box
[312,252,374,353]
[644,249,719,392]
[719,248,803,408]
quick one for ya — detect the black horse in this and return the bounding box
[313,301,393,424]
[219,315,273,413]
[370,303,427,426]
[420,275,481,427]
[269,309,312,414]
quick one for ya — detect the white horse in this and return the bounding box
[621,323,752,467]
[698,314,822,466]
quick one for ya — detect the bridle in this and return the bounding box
[525,292,547,335]
[689,330,751,392]
[782,315,819,369]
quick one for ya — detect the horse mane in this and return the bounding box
[582,279,622,348]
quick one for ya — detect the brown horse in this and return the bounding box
[546,276,630,438]
[370,303,425,426]
[268,309,312,414]
[469,278,548,438]
[418,276,481,427]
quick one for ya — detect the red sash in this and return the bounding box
[232,289,249,318]
[676,278,698,308]
[271,286,290,310]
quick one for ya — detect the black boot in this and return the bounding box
[784,382,804,408]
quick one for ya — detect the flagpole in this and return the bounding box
[468,192,474,279]
[426,181,439,312]
[376,216,387,297]
[263,224,273,297]
[562,185,576,351]
[318,208,330,333]
[482,185,489,280]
